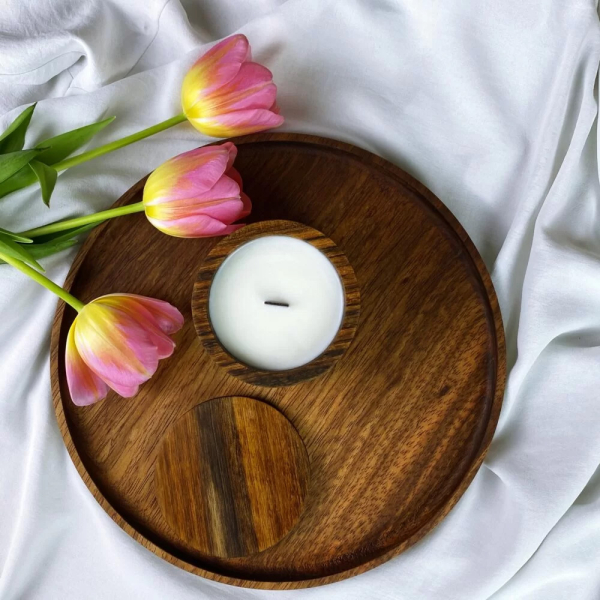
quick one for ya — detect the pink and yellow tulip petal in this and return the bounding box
[65,326,109,406]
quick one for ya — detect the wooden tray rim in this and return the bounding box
[51,132,506,590]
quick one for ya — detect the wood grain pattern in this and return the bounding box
[51,133,505,589]
[193,220,360,387]
[155,397,309,558]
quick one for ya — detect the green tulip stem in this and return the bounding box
[52,113,188,172]
[20,202,146,239]
[0,250,84,312]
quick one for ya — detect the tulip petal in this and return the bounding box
[65,324,109,406]
[188,108,284,138]
[150,198,245,222]
[193,198,246,221]
[96,296,177,359]
[186,64,278,121]
[144,146,230,204]
[204,64,278,115]
[145,172,246,234]
[101,294,184,335]
[105,381,141,398]
[224,169,251,216]
[74,304,160,397]
[182,35,250,110]
[222,141,237,170]
[145,173,240,211]
[147,213,242,238]
[226,166,243,190]
[240,192,252,218]
[189,173,240,204]
[175,148,229,189]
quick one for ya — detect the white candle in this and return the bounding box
[208,235,344,371]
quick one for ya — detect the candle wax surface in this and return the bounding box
[209,236,345,371]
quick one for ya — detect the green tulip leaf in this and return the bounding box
[0,231,44,271]
[0,238,80,265]
[27,238,79,259]
[29,160,57,206]
[0,115,115,200]
[36,116,116,165]
[0,149,44,185]
[0,104,36,154]
[1,223,98,264]
[0,227,32,243]
[0,165,36,199]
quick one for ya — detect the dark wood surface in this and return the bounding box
[193,220,360,387]
[155,397,309,558]
[51,133,505,589]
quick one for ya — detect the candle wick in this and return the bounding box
[264,300,290,308]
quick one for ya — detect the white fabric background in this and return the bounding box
[0,1,599,598]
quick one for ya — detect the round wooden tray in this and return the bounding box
[51,133,505,589]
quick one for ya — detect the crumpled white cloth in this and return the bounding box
[1,1,599,598]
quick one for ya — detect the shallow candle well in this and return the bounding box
[192,220,360,387]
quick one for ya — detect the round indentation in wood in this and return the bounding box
[192,221,361,387]
[154,397,310,558]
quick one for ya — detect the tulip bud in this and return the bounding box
[182,34,284,138]
[142,142,250,238]
[66,294,184,405]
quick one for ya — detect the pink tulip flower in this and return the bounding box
[181,34,284,138]
[66,294,184,406]
[142,142,250,238]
